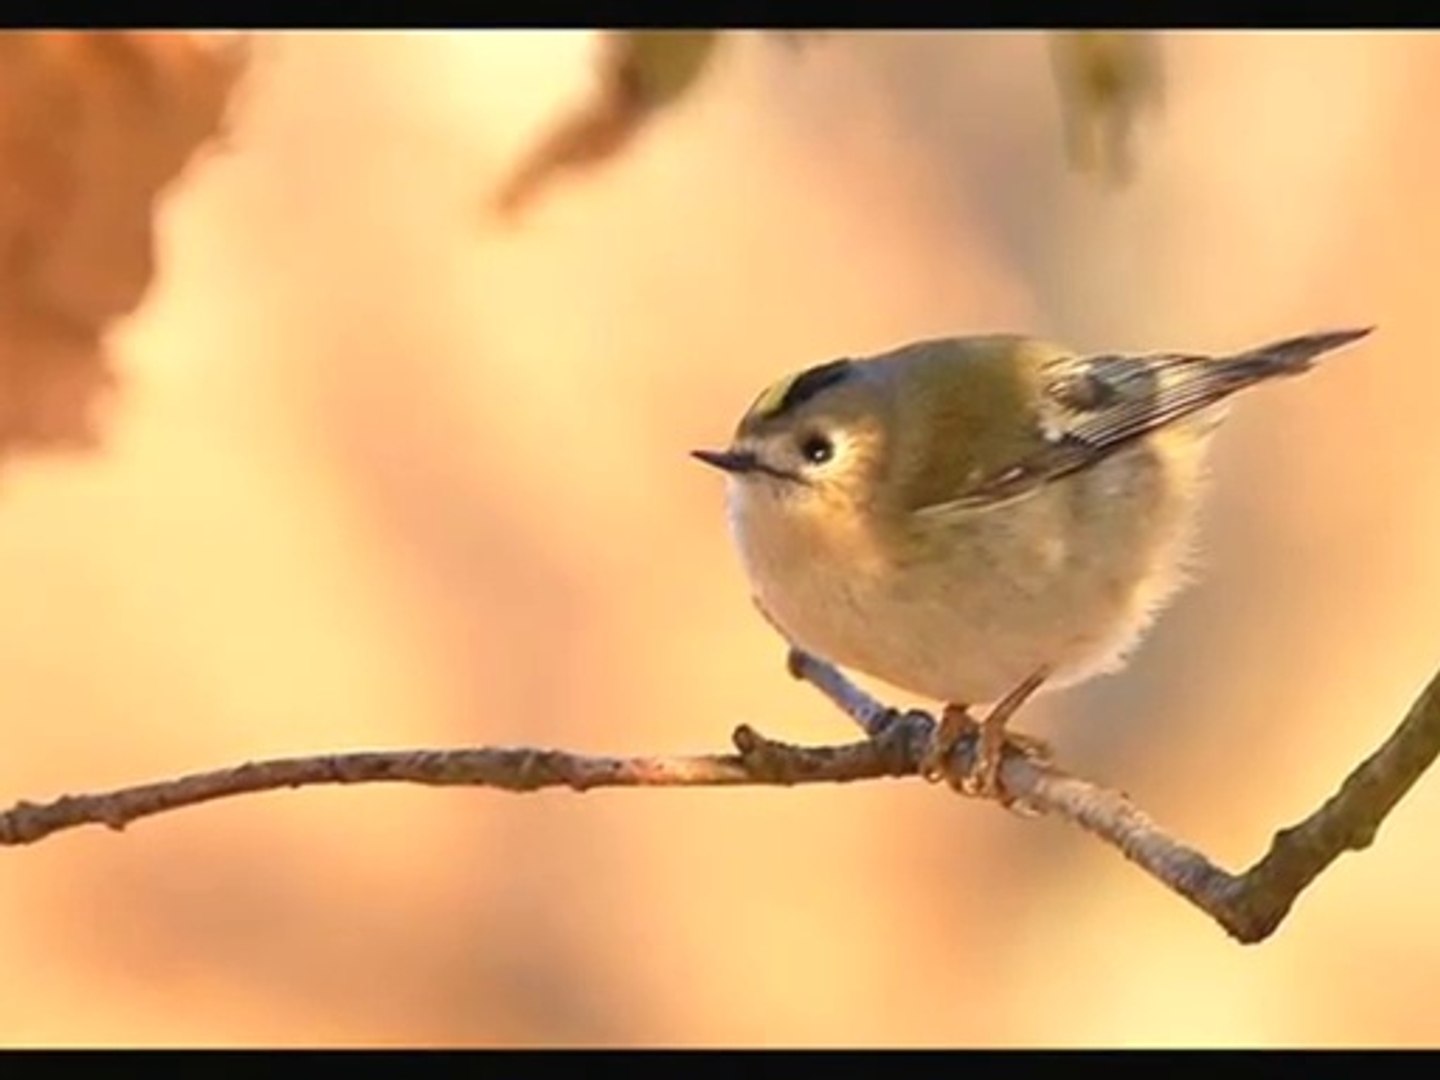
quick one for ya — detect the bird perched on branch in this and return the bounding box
[693,327,1374,801]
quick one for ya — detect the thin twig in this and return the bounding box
[1,652,1437,945]
[0,736,912,847]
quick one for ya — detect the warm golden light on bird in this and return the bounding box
[695,328,1374,795]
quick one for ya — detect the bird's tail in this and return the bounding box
[1224,326,1375,377]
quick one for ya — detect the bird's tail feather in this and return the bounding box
[1226,326,1375,377]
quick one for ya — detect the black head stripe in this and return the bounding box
[749,358,854,422]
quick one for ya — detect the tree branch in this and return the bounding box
[2,651,1436,945]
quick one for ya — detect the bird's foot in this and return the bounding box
[919,704,977,785]
[921,668,1052,806]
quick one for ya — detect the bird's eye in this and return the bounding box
[799,433,834,465]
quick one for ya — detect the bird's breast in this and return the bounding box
[723,439,1208,706]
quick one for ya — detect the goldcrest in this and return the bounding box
[693,329,1371,788]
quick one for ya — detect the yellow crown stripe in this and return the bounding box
[747,372,804,421]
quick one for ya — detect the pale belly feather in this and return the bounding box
[730,436,1208,706]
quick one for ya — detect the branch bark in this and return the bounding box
[2,650,1436,945]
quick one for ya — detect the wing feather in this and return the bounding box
[918,328,1372,513]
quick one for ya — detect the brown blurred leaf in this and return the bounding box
[1049,31,1164,186]
[0,30,246,457]
[491,30,721,220]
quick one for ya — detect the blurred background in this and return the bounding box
[0,29,1436,1046]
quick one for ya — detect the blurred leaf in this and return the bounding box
[491,30,721,221]
[0,30,245,458]
[1049,31,1164,186]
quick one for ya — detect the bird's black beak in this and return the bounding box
[690,448,758,475]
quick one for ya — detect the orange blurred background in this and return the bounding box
[0,30,1437,1046]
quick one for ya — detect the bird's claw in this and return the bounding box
[919,668,1052,809]
[919,704,976,785]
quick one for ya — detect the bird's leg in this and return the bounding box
[922,667,1052,802]
[766,608,1053,802]
[919,704,977,783]
[964,667,1052,800]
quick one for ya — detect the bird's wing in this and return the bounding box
[918,328,1371,513]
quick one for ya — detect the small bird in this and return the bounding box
[692,328,1373,800]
